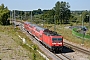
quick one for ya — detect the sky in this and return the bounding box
[0,0,90,11]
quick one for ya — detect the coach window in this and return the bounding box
[29,25,32,28]
[36,28,40,32]
[40,35,42,37]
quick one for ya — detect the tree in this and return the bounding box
[53,1,71,24]
[53,1,60,24]
[48,9,55,24]
[0,4,9,25]
[41,9,55,24]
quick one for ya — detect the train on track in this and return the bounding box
[24,22,63,52]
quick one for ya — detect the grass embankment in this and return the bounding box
[0,25,45,60]
[44,24,90,48]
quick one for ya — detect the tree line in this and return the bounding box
[11,1,71,24]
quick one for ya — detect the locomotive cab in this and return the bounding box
[51,36,63,51]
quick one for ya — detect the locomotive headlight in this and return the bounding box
[52,43,56,44]
[58,43,62,44]
[52,43,62,44]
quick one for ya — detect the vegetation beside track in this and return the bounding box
[0,25,45,60]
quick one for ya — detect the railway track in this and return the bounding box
[64,42,90,55]
[55,53,72,60]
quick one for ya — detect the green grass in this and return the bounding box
[0,25,46,60]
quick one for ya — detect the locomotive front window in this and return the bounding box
[52,38,62,43]
[52,38,57,40]
[58,38,62,41]
[52,38,57,43]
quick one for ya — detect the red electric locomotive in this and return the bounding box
[42,30,63,51]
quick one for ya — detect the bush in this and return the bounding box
[0,4,9,25]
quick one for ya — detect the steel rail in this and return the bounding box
[64,42,90,55]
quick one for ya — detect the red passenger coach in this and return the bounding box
[24,22,37,36]
[34,26,48,41]
[24,22,31,31]
[30,24,37,36]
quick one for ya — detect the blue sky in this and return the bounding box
[0,0,90,11]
